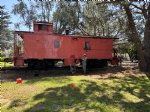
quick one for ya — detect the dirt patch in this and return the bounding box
[5,99,27,109]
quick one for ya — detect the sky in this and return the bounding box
[0,0,30,31]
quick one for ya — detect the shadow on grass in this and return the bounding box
[25,76,72,85]
[112,76,150,112]
[20,77,150,112]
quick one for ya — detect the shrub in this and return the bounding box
[0,57,5,62]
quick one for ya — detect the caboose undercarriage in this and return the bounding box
[24,59,109,69]
[25,59,57,69]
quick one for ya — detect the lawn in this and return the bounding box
[1,73,150,112]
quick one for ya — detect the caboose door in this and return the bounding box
[71,38,80,59]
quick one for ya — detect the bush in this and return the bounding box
[127,43,138,62]
[0,57,12,62]
[0,57,5,62]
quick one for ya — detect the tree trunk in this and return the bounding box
[143,4,150,72]
[123,4,147,71]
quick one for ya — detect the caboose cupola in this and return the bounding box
[33,21,53,34]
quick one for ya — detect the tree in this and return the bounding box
[82,2,127,36]
[126,42,137,62]
[143,3,150,72]
[53,1,83,34]
[122,2,150,72]
[12,1,37,31]
[0,6,11,33]
[12,1,54,31]
[35,1,53,22]
[53,1,127,36]
[0,5,13,56]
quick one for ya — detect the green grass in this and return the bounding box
[1,75,150,112]
[0,62,13,68]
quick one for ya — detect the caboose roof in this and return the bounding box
[34,21,53,25]
[14,31,117,39]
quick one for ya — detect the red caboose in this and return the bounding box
[14,22,115,68]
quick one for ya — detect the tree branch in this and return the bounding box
[130,4,143,11]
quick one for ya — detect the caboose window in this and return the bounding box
[85,42,91,50]
[38,24,48,31]
[38,24,42,30]
[54,40,60,48]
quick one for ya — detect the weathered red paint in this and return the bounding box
[14,22,114,66]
